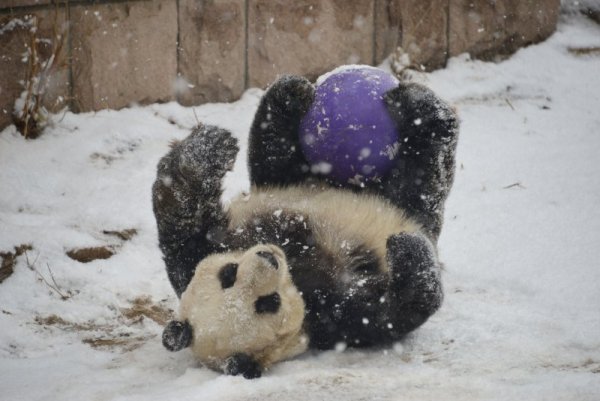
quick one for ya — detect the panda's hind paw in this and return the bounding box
[386,233,438,285]
[386,232,443,312]
[384,82,458,146]
[266,75,315,116]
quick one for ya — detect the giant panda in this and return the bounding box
[152,75,459,379]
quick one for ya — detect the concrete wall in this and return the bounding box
[0,0,560,130]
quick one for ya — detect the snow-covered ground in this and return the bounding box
[1,15,599,401]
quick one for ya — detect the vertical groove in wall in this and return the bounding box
[445,0,451,65]
[175,0,181,103]
[244,0,249,89]
[372,0,377,65]
[66,0,75,112]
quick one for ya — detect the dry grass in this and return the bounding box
[66,228,138,263]
[81,335,150,352]
[120,295,174,326]
[567,46,600,56]
[12,7,67,139]
[34,314,95,331]
[102,229,138,241]
[541,358,600,374]
[34,296,174,353]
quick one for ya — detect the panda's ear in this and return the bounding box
[162,320,193,352]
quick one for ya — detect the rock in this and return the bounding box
[449,0,560,59]
[1,1,53,8]
[374,0,401,65]
[70,0,177,112]
[247,0,374,88]
[177,0,246,106]
[397,0,449,70]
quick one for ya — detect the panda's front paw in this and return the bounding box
[224,353,263,379]
[176,125,239,186]
[266,75,315,117]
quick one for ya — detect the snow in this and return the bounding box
[1,15,600,401]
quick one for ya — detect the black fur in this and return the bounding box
[162,320,193,351]
[382,83,459,243]
[384,232,443,336]
[244,77,455,347]
[225,209,338,294]
[302,233,442,349]
[224,353,262,379]
[255,292,281,314]
[152,125,238,297]
[256,251,279,269]
[152,75,458,370]
[248,76,315,187]
[218,263,238,289]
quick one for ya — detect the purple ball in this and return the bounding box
[299,66,400,184]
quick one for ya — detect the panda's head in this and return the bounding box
[162,244,307,378]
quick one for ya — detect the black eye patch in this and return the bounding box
[255,292,281,314]
[218,263,238,289]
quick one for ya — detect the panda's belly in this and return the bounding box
[226,186,422,349]
[226,185,420,276]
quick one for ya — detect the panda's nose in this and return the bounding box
[256,251,278,270]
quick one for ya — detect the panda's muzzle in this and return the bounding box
[256,251,278,270]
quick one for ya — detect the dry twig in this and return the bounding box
[25,250,72,300]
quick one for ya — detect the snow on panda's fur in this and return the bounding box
[178,244,307,374]
[154,75,459,379]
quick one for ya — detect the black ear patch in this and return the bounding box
[255,292,281,314]
[162,320,193,351]
[218,263,238,289]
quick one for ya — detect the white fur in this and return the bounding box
[179,184,420,370]
[179,244,307,370]
[228,184,421,274]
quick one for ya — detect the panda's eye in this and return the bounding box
[255,292,281,314]
[218,263,238,289]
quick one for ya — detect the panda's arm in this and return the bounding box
[248,75,315,187]
[152,125,238,296]
[382,83,459,243]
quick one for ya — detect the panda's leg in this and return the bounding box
[152,125,238,297]
[248,75,315,187]
[383,232,443,339]
[382,83,459,243]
